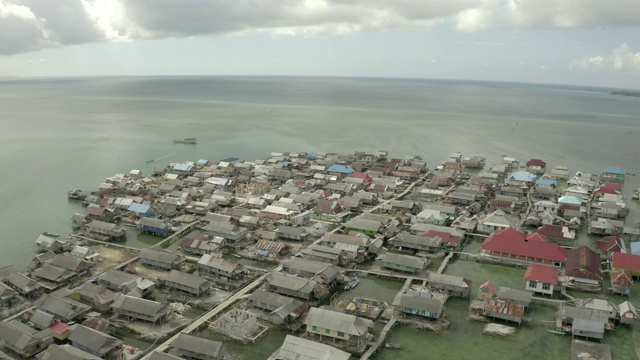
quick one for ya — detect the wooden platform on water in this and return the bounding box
[360,318,397,360]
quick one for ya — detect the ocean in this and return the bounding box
[1,76,638,269]
[1,76,640,359]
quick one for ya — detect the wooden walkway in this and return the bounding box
[346,269,423,282]
[71,234,141,252]
[360,318,397,360]
[150,220,199,250]
[437,252,455,274]
[141,269,274,359]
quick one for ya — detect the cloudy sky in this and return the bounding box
[1,0,639,88]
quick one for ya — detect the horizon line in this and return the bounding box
[0,74,635,92]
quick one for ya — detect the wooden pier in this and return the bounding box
[150,220,199,250]
[141,269,272,359]
[360,318,397,360]
[346,269,423,282]
[71,234,141,252]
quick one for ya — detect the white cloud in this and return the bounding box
[455,0,640,32]
[1,0,640,55]
[569,43,640,72]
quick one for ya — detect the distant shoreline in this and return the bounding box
[612,91,640,98]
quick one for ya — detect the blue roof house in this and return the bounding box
[173,163,195,175]
[630,242,640,256]
[196,159,209,166]
[326,164,355,176]
[307,153,319,159]
[558,195,582,206]
[602,167,626,183]
[138,217,172,236]
[535,179,558,188]
[128,203,156,217]
[508,171,536,183]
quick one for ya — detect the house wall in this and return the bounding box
[525,280,554,295]
[267,285,311,300]
[200,265,242,279]
[140,258,178,270]
[573,329,604,340]
[306,325,350,341]
[140,225,171,235]
[611,284,631,296]
[401,307,440,319]
[621,313,636,325]
[393,240,438,253]
[382,262,417,273]
[113,308,163,323]
[164,280,207,297]
[344,227,377,236]
[481,310,522,324]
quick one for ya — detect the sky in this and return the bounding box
[0,0,639,89]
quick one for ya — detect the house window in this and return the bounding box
[528,281,537,288]
[338,331,345,337]
[312,326,317,331]
[542,283,551,290]
[325,329,331,334]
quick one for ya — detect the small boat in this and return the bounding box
[43,232,60,238]
[384,343,402,349]
[547,329,566,335]
[172,137,197,144]
[231,254,241,258]
[378,319,389,324]
[344,275,359,291]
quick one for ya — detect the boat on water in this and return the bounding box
[43,232,60,238]
[378,319,388,324]
[173,137,197,144]
[344,275,359,290]
[547,329,566,335]
[384,343,402,349]
[633,188,639,200]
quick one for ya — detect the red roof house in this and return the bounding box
[524,264,559,285]
[595,186,621,195]
[352,172,373,184]
[524,264,559,295]
[565,246,602,284]
[418,230,462,250]
[537,224,576,243]
[526,159,547,173]
[604,182,623,190]
[49,321,70,341]
[481,229,567,265]
[612,252,640,276]
[477,281,496,300]
[595,236,624,258]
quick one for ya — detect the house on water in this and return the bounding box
[601,167,626,184]
[267,335,351,360]
[138,217,172,236]
[524,264,559,296]
[398,294,444,320]
[304,307,372,350]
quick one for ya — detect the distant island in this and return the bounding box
[612,90,640,98]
